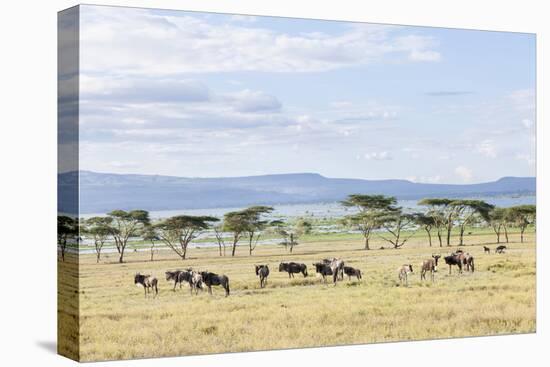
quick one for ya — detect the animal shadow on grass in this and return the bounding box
[36,340,57,354]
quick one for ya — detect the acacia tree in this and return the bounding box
[141,225,160,261]
[413,212,436,247]
[450,200,494,245]
[223,210,250,257]
[341,194,397,250]
[488,207,508,243]
[272,218,312,253]
[85,216,112,263]
[213,223,227,256]
[507,205,536,243]
[418,198,454,246]
[106,210,150,263]
[155,215,218,260]
[243,206,274,256]
[378,211,416,249]
[57,215,78,262]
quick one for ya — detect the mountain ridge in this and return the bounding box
[58,171,536,213]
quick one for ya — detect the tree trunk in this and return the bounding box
[446,223,452,246]
[119,253,124,263]
[504,225,509,243]
[231,235,238,257]
[520,227,525,243]
[364,236,370,250]
[425,228,432,247]
[459,225,465,246]
[437,229,443,247]
[96,252,100,263]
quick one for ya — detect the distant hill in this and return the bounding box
[58,171,536,214]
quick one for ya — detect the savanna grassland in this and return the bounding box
[58,229,535,362]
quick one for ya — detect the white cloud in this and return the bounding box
[522,119,534,128]
[406,175,442,183]
[80,6,441,75]
[454,165,473,182]
[476,139,497,158]
[516,153,535,167]
[364,151,392,160]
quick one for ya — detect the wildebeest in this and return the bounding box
[200,271,230,297]
[420,254,441,282]
[483,246,491,254]
[496,245,507,254]
[398,264,413,286]
[255,265,270,288]
[462,253,475,272]
[444,252,474,274]
[189,270,203,295]
[323,258,345,283]
[134,273,158,297]
[279,262,308,278]
[165,269,192,291]
[444,253,463,274]
[313,262,333,283]
[343,266,362,281]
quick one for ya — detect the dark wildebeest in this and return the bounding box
[255,265,270,288]
[421,254,441,282]
[445,252,474,274]
[496,245,507,254]
[343,266,362,281]
[134,273,158,297]
[323,258,345,283]
[398,264,413,286]
[483,246,491,254]
[165,269,192,291]
[200,271,230,297]
[279,262,308,278]
[313,262,333,283]
[444,253,463,274]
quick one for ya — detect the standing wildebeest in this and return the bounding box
[444,253,463,274]
[313,262,333,283]
[421,254,441,282]
[483,246,491,254]
[462,253,475,272]
[279,262,308,278]
[343,266,362,281]
[200,271,230,297]
[165,269,192,291]
[398,264,413,286]
[496,245,507,254]
[255,265,270,288]
[323,258,345,283]
[134,273,158,297]
[189,270,203,295]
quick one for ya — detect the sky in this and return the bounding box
[76,5,536,183]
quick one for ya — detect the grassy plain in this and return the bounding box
[59,229,536,361]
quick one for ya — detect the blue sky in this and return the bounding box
[77,5,535,183]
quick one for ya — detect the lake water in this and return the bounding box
[132,195,536,220]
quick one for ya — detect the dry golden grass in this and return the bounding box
[59,230,536,361]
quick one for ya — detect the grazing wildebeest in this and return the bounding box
[165,269,192,291]
[398,264,413,286]
[462,253,475,272]
[483,246,491,254]
[189,271,203,295]
[323,258,345,283]
[279,262,308,278]
[421,254,441,282]
[343,266,362,281]
[496,245,507,254]
[255,265,270,288]
[200,271,230,297]
[134,273,158,297]
[313,262,333,283]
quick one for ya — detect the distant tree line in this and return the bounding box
[58,196,535,263]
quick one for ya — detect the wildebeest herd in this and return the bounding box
[133,246,508,297]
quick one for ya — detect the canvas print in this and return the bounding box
[58,5,536,362]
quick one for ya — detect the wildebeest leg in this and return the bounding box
[449,265,452,275]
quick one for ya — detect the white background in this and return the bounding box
[0,0,547,366]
